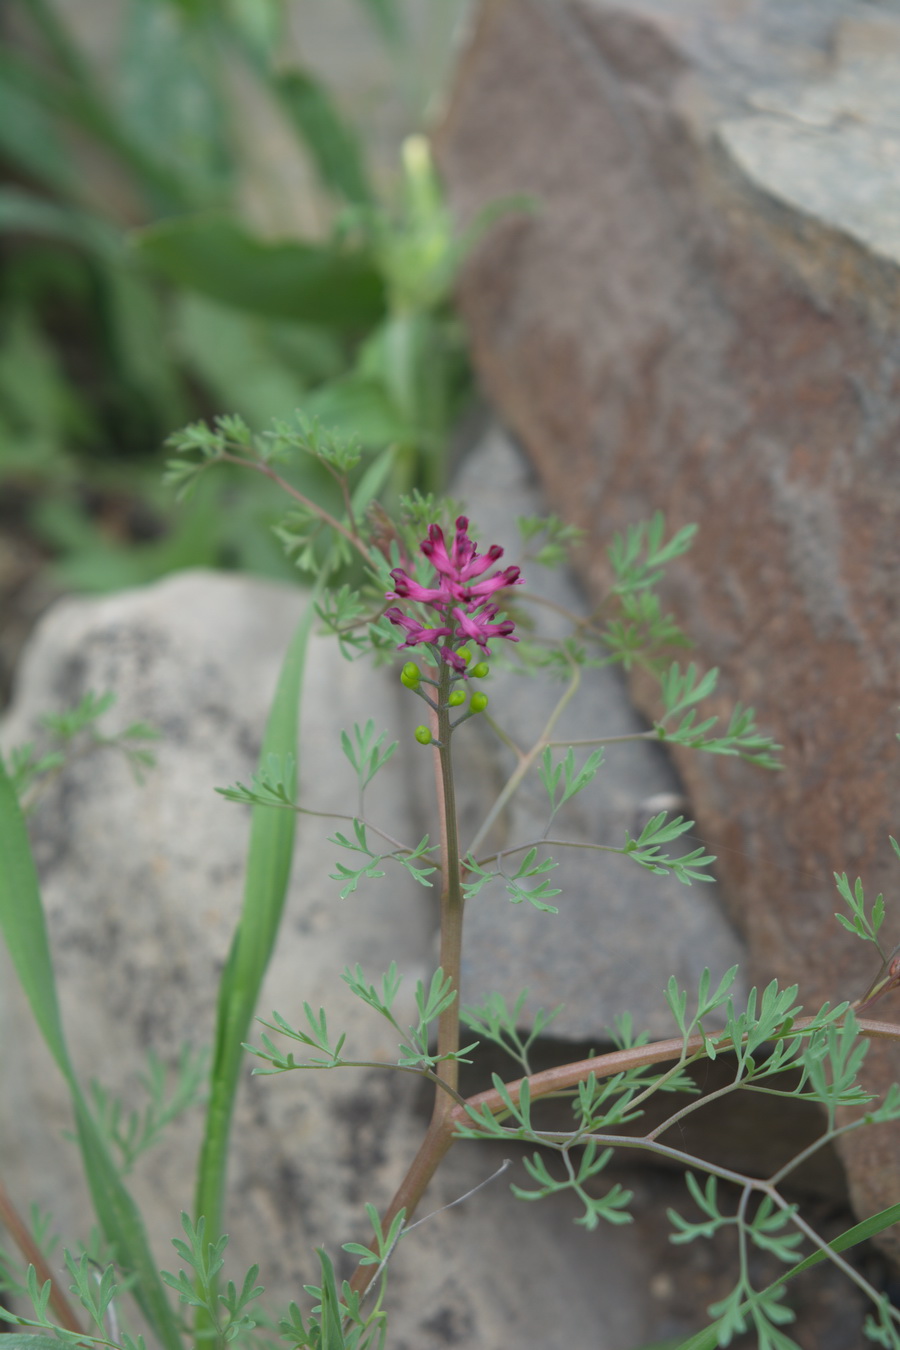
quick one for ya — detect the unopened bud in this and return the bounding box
[471,662,490,678]
[400,662,420,689]
[470,692,489,714]
[414,725,433,745]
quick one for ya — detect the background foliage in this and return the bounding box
[0,0,470,594]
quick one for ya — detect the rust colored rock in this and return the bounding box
[437,0,900,1245]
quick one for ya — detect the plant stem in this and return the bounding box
[218,451,377,567]
[348,662,467,1299]
[473,835,641,869]
[448,1014,900,1124]
[467,657,583,860]
[0,1179,83,1334]
[348,1116,457,1301]
[432,661,463,1108]
[767,1186,900,1319]
[348,1008,900,1296]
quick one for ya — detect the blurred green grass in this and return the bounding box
[0,0,472,595]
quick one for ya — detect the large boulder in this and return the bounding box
[452,426,748,1041]
[436,0,900,1240]
[0,572,433,1303]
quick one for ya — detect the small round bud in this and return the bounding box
[456,647,472,666]
[414,725,433,745]
[400,662,420,689]
[447,689,466,707]
[471,662,490,678]
[470,692,489,714]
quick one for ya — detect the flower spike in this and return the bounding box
[387,517,521,668]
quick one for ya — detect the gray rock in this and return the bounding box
[452,426,749,1039]
[0,567,670,1349]
[0,572,432,1293]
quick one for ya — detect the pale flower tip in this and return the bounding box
[402,133,431,178]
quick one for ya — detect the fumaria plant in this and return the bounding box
[2,413,900,1350]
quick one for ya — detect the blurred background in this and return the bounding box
[0,0,473,701]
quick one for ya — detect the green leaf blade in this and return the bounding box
[133,215,386,326]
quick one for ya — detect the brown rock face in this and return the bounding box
[437,0,900,1241]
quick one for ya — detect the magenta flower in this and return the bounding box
[383,609,452,647]
[451,604,516,647]
[386,516,521,660]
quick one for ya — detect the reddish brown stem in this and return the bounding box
[0,1178,83,1334]
[448,1013,900,1125]
[348,1012,900,1297]
[347,1117,455,1298]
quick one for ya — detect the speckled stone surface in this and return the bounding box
[0,567,691,1348]
[436,0,900,1253]
[451,426,748,1041]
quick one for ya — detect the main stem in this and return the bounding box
[349,656,900,1301]
[349,660,465,1297]
[432,660,463,1108]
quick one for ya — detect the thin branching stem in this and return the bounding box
[514,588,613,634]
[217,450,376,567]
[473,835,636,869]
[467,655,583,860]
[545,733,657,747]
[614,1051,707,1117]
[291,804,435,862]
[766,1115,870,1191]
[527,1128,759,1187]
[348,1010,900,1299]
[736,1183,753,1290]
[645,1072,746,1142]
[767,1186,900,1323]
[273,1059,467,1107]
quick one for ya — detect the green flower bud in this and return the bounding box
[456,647,472,666]
[414,725,433,745]
[447,689,466,707]
[470,692,489,714]
[400,662,420,689]
[471,662,490,678]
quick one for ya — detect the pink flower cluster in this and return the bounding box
[385,516,521,669]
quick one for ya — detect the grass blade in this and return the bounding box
[0,755,183,1350]
[274,69,374,207]
[194,589,320,1250]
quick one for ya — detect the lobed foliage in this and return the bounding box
[0,420,898,1350]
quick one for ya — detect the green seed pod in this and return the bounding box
[414,725,433,745]
[470,692,489,714]
[448,689,466,707]
[456,647,472,666]
[471,662,490,678]
[400,662,421,689]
